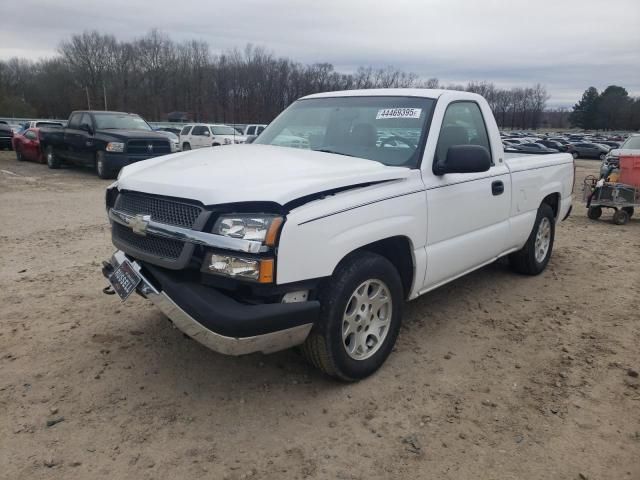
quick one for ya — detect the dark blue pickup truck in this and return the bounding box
[41,110,171,179]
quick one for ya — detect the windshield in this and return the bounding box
[212,126,237,135]
[255,96,436,167]
[94,113,151,131]
[621,136,640,149]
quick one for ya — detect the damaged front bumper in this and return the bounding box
[102,250,318,356]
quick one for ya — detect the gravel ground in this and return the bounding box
[1,151,639,480]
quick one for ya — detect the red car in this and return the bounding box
[12,128,46,163]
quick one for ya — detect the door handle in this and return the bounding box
[492,180,504,196]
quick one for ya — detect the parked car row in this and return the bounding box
[500,130,633,161]
[7,111,253,179]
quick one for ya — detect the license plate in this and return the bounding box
[109,260,141,301]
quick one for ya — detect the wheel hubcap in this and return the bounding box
[534,217,551,263]
[342,279,392,360]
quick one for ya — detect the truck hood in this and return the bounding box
[116,144,411,206]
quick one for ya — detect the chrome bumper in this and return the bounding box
[107,250,312,356]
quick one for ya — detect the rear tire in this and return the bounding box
[599,153,607,161]
[46,145,60,169]
[95,151,113,179]
[587,206,602,220]
[612,209,629,225]
[509,203,555,275]
[301,251,403,381]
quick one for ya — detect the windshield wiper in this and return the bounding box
[314,148,357,158]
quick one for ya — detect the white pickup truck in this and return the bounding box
[102,89,574,381]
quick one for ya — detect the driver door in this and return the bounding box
[422,99,511,290]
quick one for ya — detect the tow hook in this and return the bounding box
[101,261,115,295]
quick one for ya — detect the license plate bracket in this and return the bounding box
[109,260,142,301]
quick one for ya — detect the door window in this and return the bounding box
[191,126,208,136]
[180,125,192,135]
[79,113,92,131]
[247,126,256,135]
[435,101,492,165]
[68,113,82,129]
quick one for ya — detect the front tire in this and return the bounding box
[15,148,24,161]
[46,145,60,169]
[182,142,191,150]
[509,203,555,275]
[95,151,113,179]
[587,206,602,220]
[572,151,579,159]
[301,251,403,381]
[599,153,607,161]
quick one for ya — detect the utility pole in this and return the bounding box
[85,86,91,110]
[103,83,108,111]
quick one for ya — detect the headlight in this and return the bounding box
[106,142,125,152]
[213,215,283,246]
[203,253,274,283]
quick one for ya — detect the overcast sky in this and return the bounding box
[2,0,639,107]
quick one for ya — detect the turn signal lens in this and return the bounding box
[203,253,274,283]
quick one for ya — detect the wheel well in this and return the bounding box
[350,236,414,298]
[542,193,560,218]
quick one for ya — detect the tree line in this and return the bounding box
[0,29,562,129]
[569,86,640,131]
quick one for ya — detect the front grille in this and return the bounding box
[113,223,183,259]
[127,139,171,155]
[115,192,202,228]
[112,192,209,269]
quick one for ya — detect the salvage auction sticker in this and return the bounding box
[376,108,422,120]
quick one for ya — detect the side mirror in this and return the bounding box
[80,123,93,134]
[434,145,491,175]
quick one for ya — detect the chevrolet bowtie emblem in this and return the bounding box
[129,214,151,236]
[147,143,154,153]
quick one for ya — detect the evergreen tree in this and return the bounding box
[569,87,599,129]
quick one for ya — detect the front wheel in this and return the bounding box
[301,251,404,381]
[15,148,24,161]
[509,203,555,275]
[95,151,114,179]
[587,206,602,220]
[46,145,60,169]
[572,151,579,159]
[182,142,191,151]
[599,153,607,161]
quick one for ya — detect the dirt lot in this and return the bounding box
[1,151,639,480]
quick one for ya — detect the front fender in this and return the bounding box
[276,182,427,285]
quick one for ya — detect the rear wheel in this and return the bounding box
[301,251,403,381]
[182,142,191,150]
[599,153,607,161]
[46,145,60,169]
[509,203,555,275]
[587,206,602,220]
[612,209,629,225]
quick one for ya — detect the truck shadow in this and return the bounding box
[115,258,516,395]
